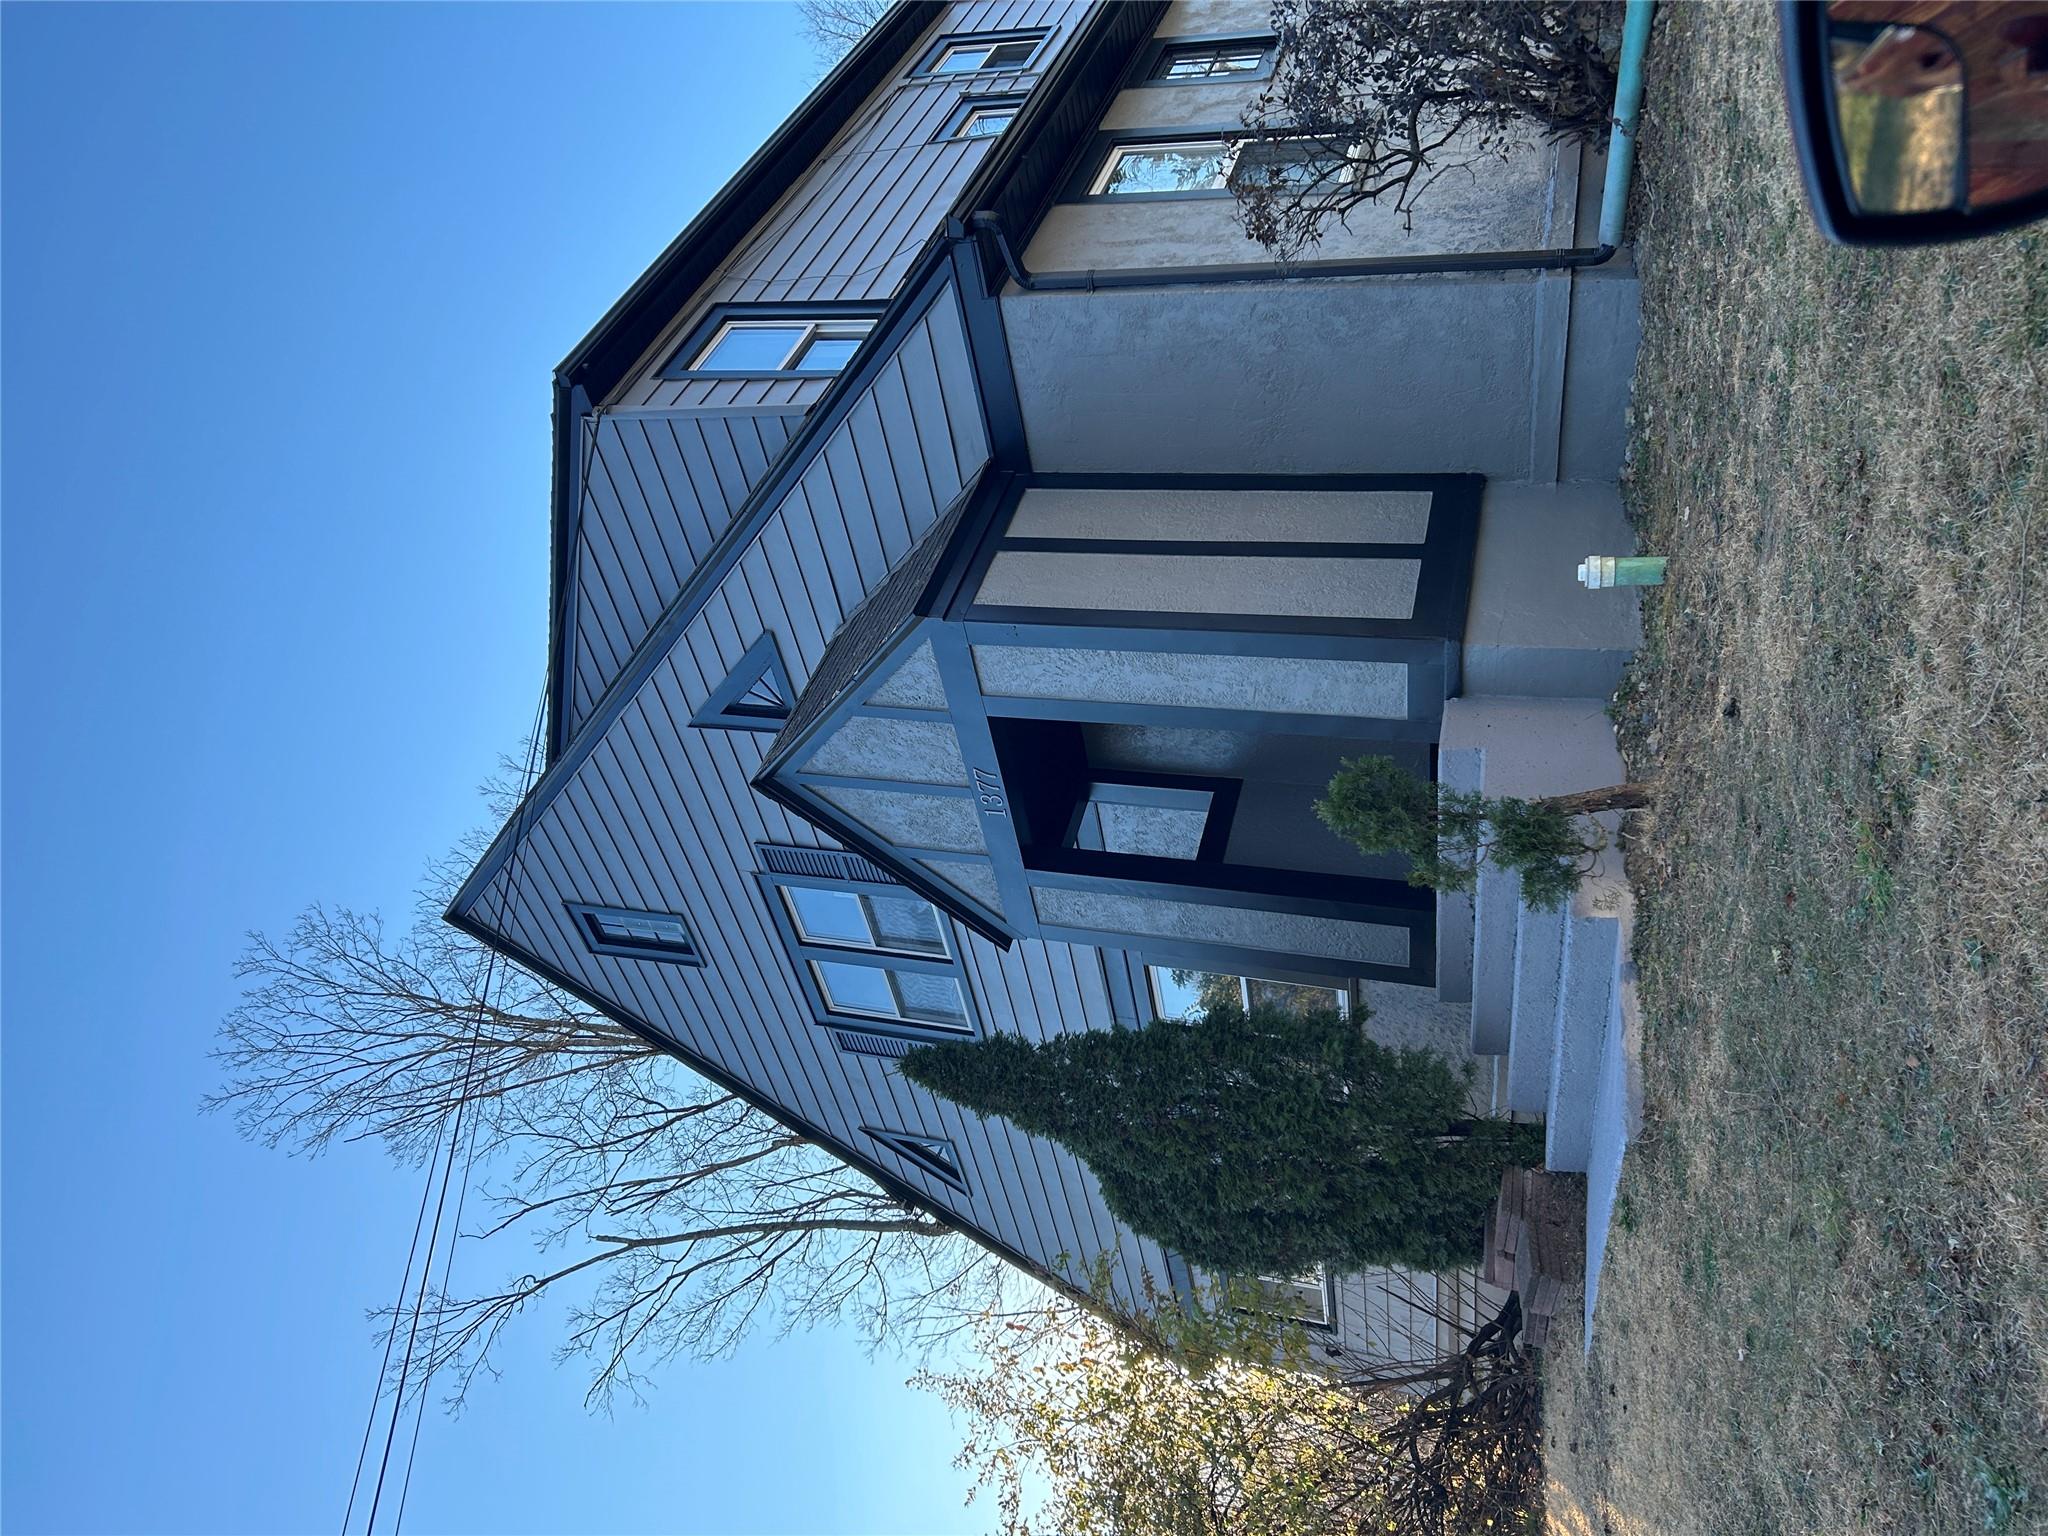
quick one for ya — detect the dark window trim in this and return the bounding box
[934,93,1029,143]
[690,631,793,732]
[755,857,981,1042]
[863,1126,970,1194]
[656,301,887,381]
[1131,32,1277,88]
[566,901,705,965]
[910,28,1050,78]
[1061,127,1243,204]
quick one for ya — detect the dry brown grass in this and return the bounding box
[1542,5,2047,1534]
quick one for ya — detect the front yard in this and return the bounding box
[1542,6,2048,1534]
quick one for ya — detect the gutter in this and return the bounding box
[970,0,1656,292]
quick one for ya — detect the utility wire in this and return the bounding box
[345,683,550,1535]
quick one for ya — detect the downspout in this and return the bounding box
[972,0,1655,291]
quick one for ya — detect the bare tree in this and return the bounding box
[1234,1,1619,256]
[797,0,890,64]
[212,833,1007,1410]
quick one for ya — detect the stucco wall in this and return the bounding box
[1023,0,1568,274]
[1463,481,1642,699]
[1005,276,1545,476]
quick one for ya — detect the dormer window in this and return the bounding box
[681,316,875,376]
[919,32,1045,75]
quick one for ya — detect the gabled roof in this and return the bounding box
[545,2,950,759]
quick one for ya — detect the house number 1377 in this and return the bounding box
[972,767,1006,815]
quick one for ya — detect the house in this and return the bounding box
[448,0,1646,1365]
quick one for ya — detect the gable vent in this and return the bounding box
[862,1125,968,1194]
[692,633,793,732]
[759,844,898,885]
[833,1028,916,1060]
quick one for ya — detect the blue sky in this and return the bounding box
[2,5,995,1531]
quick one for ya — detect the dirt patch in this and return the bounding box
[1542,6,2047,1535]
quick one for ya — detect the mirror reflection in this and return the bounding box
[1826,2,2048,215]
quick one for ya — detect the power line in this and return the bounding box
[344,685,550,1535]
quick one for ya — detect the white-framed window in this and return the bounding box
[1088,137,1349,198]
[1146,964,1349,1020]
[926,35,1042,74]
[1254,1267,1334,1327]
[688,316,875,374]
[1155,41,1270,80]
[1090,138,1234,195]
[956,104,1018,139]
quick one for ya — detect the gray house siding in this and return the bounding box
[565,409,803,738]
[456,274,1177,1311]
[611,0,1094,414]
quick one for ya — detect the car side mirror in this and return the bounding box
[1780,1,2048,244]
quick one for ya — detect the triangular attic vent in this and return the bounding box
[863,1126,968,1193]
[692,633,793,732]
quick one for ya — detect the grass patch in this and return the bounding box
[1541,8,2047,1535]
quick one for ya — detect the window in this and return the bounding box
[678,316,875,375]
[1254,1268,1334,1326]
[1155,40,1270,80]
[782,885,947,957]
[864,1127,969,1193]
[1090,139,1233,196]
[923,33,1043,74]
[936,96,1024,143]
[1147,965,1348,1019]
[813,960,969,1029]
[957,104,1017,138]
[1086,136,1348,199]
[1231,137,1348,194]
[762,856,976,1039]
[569,902,703,965]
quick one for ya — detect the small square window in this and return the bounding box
[1156,41,1270,80]
[1090,140,1232,196]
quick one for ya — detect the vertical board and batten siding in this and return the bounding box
[565,409,803,739]
[464,280,1174,1310]
[611,0,1091,413]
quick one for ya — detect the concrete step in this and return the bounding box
[1582,961,1635,1351]
[1435,746,1484,1008]
[1469,865,1520,1053]
[1504,901,1566,1114]
[1543,913,1623,1173]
